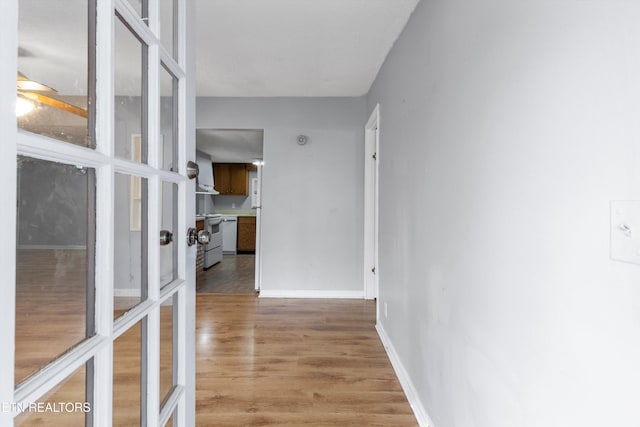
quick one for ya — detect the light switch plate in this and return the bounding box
[611,200,640,265]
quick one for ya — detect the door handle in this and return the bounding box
[187,228,210,246]
[159,230,173,246]
[186,160,199,180]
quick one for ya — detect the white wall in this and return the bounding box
[368,0,640,426]
[197,97,366,295]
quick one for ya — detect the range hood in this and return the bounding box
[195,153,219,195]
[197,183,218,194]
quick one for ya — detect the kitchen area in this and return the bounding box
[194,129,263,294]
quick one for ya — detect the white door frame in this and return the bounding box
[0,1,18,424]
[364,104,380,301]
[255,163,263,291]
[1,0,196,425]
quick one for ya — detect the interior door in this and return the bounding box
[364,105,379,301]
[1,0,196,425]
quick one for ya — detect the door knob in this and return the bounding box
[187,228,210,246]
[186,160,199,180]
[160,230,173,246]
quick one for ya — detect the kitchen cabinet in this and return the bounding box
[213,163,250,195]
[237,216,256,252]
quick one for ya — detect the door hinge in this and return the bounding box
[372,152,377,160]
[371,266,376,274]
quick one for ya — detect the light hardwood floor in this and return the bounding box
[196,295,418,426]
[15,250,417,426]
[15,249,88,385]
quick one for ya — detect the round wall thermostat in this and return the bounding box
[297,135,308,145]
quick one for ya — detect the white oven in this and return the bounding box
[204,215,223,268]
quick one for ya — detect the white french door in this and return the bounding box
[0,0,196,425]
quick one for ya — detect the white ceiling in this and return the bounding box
[195,0,420,97]
[18,1,419,157]
[193,1,419,157]
[18,1,419,97]
[197,129,264,163]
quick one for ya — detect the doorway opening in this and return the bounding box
[195,129,264,294]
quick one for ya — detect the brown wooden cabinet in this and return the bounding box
[237,216,256,252]
[213,163,250,195]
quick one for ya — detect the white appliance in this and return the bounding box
[250,177,261,208]
[203,215,223,268]
[195,152,219,194]
[221,215,238,254]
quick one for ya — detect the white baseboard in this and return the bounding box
[376,323,435,427]
[259,289,364,299]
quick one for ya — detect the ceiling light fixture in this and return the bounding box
[16,96,34,117]
[252,160,264,166]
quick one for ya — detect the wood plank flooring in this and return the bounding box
[15,250,417,425]
[197,254,256,294]
[15,249,88,385]
[196,295,418,426]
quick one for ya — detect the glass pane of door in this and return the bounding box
[18,0,93,147]
[113,320,143,426]
[14,361,91,426]
[115,14,147,163]
[160,295,175,404]
[160,0,176,59]
[160,65,177,172]
[15,156,95,385]
[114,173,148,318]
[161,182,178,287]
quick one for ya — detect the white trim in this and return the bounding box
[0,0,17,421]
[254,164,263,291]
[18,130,109,168]
[366,103,380,130]
[180,0,198,422]
[160,278,185,300]
[376,324,435,427]
[17,130,184,183]
[114,0,158,48]
[364,104,380,301]
[259,290,364,299]
[90,0,116,423]
[114,300,157,339]
[146,21,162,413]
[159,385,184,425]
[159,49,185,82]
[13,336,109,413]
[17,245,87,250]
